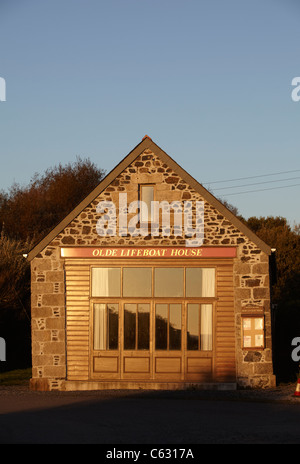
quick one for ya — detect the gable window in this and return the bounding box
[140,185,154,222]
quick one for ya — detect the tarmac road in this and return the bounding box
[0,386,299,444]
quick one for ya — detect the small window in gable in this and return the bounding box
[140,185,154,222]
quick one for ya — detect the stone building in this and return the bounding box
[27,136,276,391]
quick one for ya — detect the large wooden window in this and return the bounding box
[92,266,216,353]
[91,266,215,298]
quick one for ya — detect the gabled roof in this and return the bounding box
[27,136,272,261]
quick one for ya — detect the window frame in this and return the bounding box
[155,302,182,351]
[90,263,217,355]
[123,302,150,351]
[93,302,119,351]
[241,314,265,350]
[91,265,217,299]
[186,302,213,352]
[139,184,155,224]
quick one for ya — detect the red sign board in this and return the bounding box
[61,247,237,259]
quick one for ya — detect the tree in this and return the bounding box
[0,232,33,318]
[0,156,106,244]
[0,157,106,372]
[0,232,34,372]
[245,216,300,304]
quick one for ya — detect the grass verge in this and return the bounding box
[0,368,32,386]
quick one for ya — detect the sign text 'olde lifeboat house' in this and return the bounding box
[27,136,276,391]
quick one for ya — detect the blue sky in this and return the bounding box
[0,0,300,225]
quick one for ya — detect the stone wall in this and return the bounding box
[30,148,275,390]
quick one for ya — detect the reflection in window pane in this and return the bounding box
[123,268,152,297]
[154,268,184,297]
[91,268,121,297]
[169,304,181,350]
[155,304,168,350]
[138,304,150,350]
[108,304,119,350]
[187,304,199,350]
[124,304,136,350]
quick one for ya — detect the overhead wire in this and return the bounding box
[218,183,300,196]
[203,169,300,185]
[202,168,300,196]
[212,176,300,191]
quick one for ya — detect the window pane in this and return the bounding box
[243,318,252,330]
[154,268,184,297]
[201,304,213,351]
[94,304,106,350]
[244,335,252,348]
[141,185,154,222]
[138,304,150,350]
[155,304,168,350]
[123,268,152,297]
[92,268,121,297]
[242,316,264,349]
[108,304,119,350]
[187,304,199,350]
[169,304,181,350]
[255,334,264,347]
[186,268,215,297]
[255,318,263,330]
[124,304,136,350]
